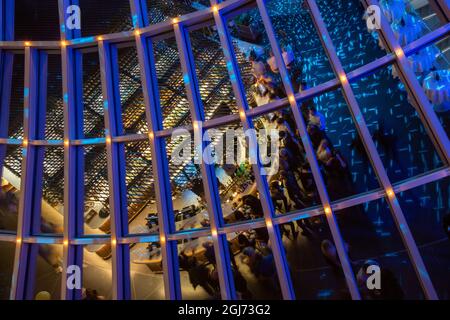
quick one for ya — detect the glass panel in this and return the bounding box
[45,54,64,140]
[407,36,450,138]
[189,26,238,120]
[130,241,165,299]
[316,0,386,73]
[266,0,336,84]
[83,244,112,300]
[397,177,450,299]
[152,37,191,130]
[0,241,15,300]
[0,146,22,232]
[380,0,446,46]
[226,7,284,108]
[207,120,264,225]
[146,0,197,25]
[281,219,351,299]
[164,133,209,232]
[351,65,444,183]
[40,147,64,234]
[83,146,110,236]
[230,227,282,299]
[82,50,105,139]
[117,45,148,136]
[336,199,423,299]
[310,89,382,201]
[125,140,157,235]
[178,236,220,299]
[14,0,60,41]
[78,0,132,38]
[33,244,63,300]
[8,54,24,139]
[252,111,321,215]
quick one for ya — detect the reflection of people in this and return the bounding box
[82,288,106,300]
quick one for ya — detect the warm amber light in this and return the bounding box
[64,139,69,147]
[212,229,218,237]
[23,139,28,147]
[386,188,395,198]
[339,73,348,84]
[97,36,103,41]
[266,219,273,228]
[288,95,296,104]
[239,111,246,119]
[63,240,69,246]
[160,235,166,244]
[111,239,117,246]
[134,30,140,36]
[394,47,404,58]
[212,5,219,13]
[24,41,31,47]
[60,40,67,47]
[16,238,22,244]
[172,17,179,24]
[148,132,154,140]
[324,206,332,215]
[106,136,112,144]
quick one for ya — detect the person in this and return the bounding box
[248,49,265,79]
[269,181,298,239]
[321,239,341,269]
[179,250,218,297]
[308,106,326,132]
[242,194,263,218]
[82,288,105,300]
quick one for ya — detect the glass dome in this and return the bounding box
[0,0,449,300]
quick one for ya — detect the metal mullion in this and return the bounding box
[307,0,438,300]
[173,22,236,300]
[98,40,131,300]
[10,47,47,300]
[133,6,182,300]
[58,0,84,301]
[129,0,149,29]
[365,0,450,166]
[255,0,360,299]
[210,0,295,299]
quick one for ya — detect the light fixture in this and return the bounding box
[266,219,273,228]
[148,132,154,140]
[324,206,332,215]
[97,36,103,41]
[212,5,219,13]
[64,139,69,147]
[211,229,218,237]
[394,47,404,59]
[172,17,179,24]
[23,139,28,147]
[339,73,348,84]
[239,111,246,119]
[16,238,22,244]
[60,40,67,47]
[288,95,296,104]
[63,240,69,246]
[134,30,140,36]
[24,41,31,47]
[111,238,117,246]
[160,235,166,244]
[386,188,395,198]
[106,136,112,144]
